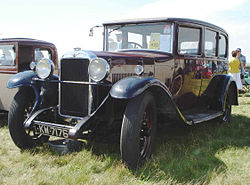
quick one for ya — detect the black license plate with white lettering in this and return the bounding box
[34,124,69,138]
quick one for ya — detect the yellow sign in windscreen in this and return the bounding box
[149,33,160,50]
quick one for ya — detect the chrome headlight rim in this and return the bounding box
[135,65,144,75]
[35,58,54,79]
[88,58,110,82]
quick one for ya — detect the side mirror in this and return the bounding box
[89,25,102,37]
[89,28,94,37]
[29,61,36,71]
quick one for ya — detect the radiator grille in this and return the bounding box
[60,59,89,117]
[112,73,149,83]
[112,73,135,83]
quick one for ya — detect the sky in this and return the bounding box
[0,0,249,63]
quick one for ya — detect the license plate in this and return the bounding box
[35,124,69,138]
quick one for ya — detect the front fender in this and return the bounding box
[110,76,170,99]
[6,70,38,89]
[110,76,192,125]
[6,70,59,113]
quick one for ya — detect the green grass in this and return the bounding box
[0,95,249,185]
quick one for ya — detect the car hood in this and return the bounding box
[91,50,173,65]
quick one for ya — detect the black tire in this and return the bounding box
[8,88,49,149]
[220,91,232,123]
[120,91,157,169]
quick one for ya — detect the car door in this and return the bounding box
[174,24,203,110]
[201,29,228,94]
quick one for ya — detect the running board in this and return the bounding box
[184,111,223,124]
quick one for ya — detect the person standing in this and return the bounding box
[236,48,247,84]
[228,50,242,90]
[236,48,247,71]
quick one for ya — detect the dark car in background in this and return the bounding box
[6,18,238,169]
[0,38,58,111]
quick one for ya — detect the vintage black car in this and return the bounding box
[0,38,57,111]
[7,18,238,169]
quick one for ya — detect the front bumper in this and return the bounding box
[24,95,111,140]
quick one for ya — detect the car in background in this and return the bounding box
[244,71,249,78]
[0,38,58,111]
[244,71,250,85]
[6,18,238,169]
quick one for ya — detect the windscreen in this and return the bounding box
[105,23,173,53]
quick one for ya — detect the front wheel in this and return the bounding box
[8,88,49,149]
[120,91,157,169]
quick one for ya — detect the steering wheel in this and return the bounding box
[128,42,143,49]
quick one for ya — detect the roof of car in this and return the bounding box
[0,38,56,48]
[103,17,227,35]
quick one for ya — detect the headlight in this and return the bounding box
[88,58,110,82]
[36,58,54,79]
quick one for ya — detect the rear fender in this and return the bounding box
[201,74,238,111]
[221,75,238,107]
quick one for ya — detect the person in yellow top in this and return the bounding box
[228,50,242,90]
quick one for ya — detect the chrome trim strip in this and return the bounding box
[88,78,93,115]
[48,80,111,86]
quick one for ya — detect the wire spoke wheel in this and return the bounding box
[23,99,43,139]
[221,93,231,123]
[139,106,153,160]
[8,88,49,149]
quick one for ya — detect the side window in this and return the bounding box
[178,26,201,55]
[219,34,227,58]
[205,29,217,57]
[35,48,52,62]
[0,44,16,66]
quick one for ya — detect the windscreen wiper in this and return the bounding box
[108,25,125,34]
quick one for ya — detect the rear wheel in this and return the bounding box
[8,88,49,149]
[120,91,157,169]
[221,92,232,123]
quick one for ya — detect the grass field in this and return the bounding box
[0,95,249,185]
